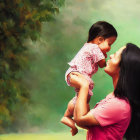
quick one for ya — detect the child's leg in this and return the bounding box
[61,99,78,136]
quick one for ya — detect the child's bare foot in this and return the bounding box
[70,127,78,136]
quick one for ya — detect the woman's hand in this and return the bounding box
[69,72,89,89]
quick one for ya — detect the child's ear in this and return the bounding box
[98,37,104,44]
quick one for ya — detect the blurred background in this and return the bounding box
[0,0,140,139]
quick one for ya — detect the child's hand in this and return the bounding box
[104,53,107,58]
[70,127,78,136]
[98,59,106,68]
[69,72,89,88]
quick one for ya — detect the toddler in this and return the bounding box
[61,21,117,136]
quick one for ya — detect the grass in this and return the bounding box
[0,131,86,140]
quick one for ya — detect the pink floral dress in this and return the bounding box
[65,43,105,103]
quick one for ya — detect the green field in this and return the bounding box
[0,131,86,140]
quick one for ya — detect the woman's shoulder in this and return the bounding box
[104,93,130,109]
[90,93,131,126]
[106,93,131,114]
[115,97,131,112]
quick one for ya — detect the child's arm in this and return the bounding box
[97,59,106,68]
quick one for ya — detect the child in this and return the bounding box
[61,21,117,136]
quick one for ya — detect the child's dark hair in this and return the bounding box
[87,21,118,42]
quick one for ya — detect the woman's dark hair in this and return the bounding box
[87,21,118,42]
[114,43,140,140]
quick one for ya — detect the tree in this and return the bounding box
[0,0,65,133]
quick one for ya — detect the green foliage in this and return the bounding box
[0,0,65,133]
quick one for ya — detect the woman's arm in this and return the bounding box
[70,72,99,128]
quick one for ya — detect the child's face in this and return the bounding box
[98,36,116,58]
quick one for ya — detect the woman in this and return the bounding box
[70,43,140,140]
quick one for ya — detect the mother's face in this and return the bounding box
[104,46,126,77]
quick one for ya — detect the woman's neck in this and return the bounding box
[112,74,119,90]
